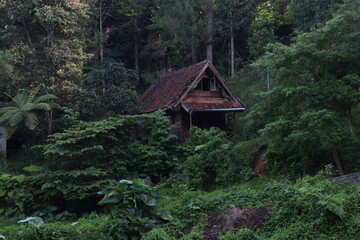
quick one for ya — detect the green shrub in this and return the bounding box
[220,228,262,240]
[227,138,269,182]
[178,128,272,189]
[0,111,177,216]
[180,222,205,240]
[178,127,232,190]
[42,111,176,182]
[141,228,175,240]
[0,173,34,215]
[98,178,171,239]
[262,167,360,239]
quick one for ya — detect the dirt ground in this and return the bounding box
[204,205,272,240]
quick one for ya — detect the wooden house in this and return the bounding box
[140,60,245,138]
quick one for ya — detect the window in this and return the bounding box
[210,78,217,91]
[193,74,217,91]
[202,78,210,91]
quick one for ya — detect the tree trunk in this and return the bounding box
[99,0,104,63]
[191,34,196,64]
[47,110,53,136]
[133,16,140,84]
[22,17,33,48]
[230,9,235,76]
[331,144,345,176]
[266,71,270,92]
[206,0,213,62]
[347,105,355,136]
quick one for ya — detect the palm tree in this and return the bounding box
[0,90,60,138]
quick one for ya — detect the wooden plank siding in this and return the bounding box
[187,90,222,98]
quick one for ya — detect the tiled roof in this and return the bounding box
[140,61,208,113]
[140,60,245,113]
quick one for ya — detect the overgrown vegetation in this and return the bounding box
[1,0,360,239]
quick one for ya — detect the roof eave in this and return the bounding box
[191,108,245,112]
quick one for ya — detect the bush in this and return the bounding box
[141,228,175,240]
[0,173,34,215]
[43,111,176,181]
[98,178,171,239]
[177,128,274,190]
[220,228,262,240]
[180,222,205,240]
[262,167,360,239]
[0,216,101,240]
[178,127,232,190]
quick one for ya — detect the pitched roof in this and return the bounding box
[140,60,245,113]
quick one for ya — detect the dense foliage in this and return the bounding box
[1,0,360,239]
[2,169,359,239]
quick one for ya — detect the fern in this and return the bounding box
[24,112,39,130]
[34,94,58,104]
[0,91,60,135]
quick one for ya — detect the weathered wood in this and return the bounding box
[187,90,222,98]
[141,61,245,139]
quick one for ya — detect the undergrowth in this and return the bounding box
[1,168,359,239]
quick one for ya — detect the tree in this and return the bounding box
[289,0,343,32]
[0,90,59,138]
[249,0,360,175]
[79,59,140,120]
[0,0,94,105]
[248,2,280,60]
[151,0,206,66]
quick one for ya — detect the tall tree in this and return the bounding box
[152,0,207,67]
[289,0,344,32]
[206,0,214,62]
[250,0,360,174]
[0,0,94,105]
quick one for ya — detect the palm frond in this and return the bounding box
[0,106,18,114]
[12,93,28,108]
[21,103,36,111]
[48,102,61,109]
[33,103,51,111]
[24,112,39,130]
[9,111,26,127]
[34,94,58,104]
[0,110,18,124]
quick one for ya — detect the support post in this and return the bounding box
[189,111,193,129]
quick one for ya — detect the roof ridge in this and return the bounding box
[164,59,208,75]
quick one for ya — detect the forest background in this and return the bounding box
[0,0,360,239]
